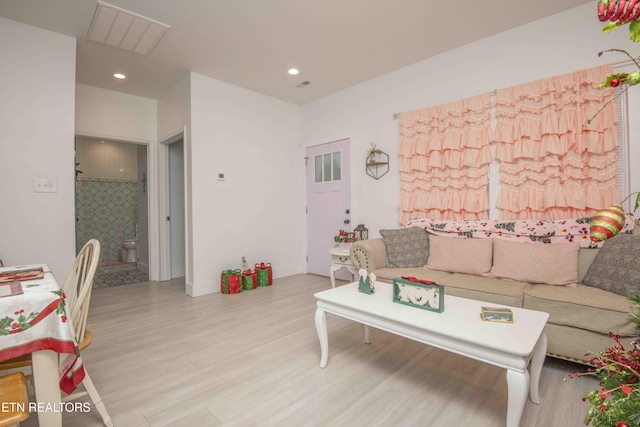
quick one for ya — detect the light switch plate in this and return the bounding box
[33,178,58,193]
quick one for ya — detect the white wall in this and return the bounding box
[189,73,302,296]
[157,73,190,143]
[0,17,76,279]
[301,3,640,237]
[76,83,157,144]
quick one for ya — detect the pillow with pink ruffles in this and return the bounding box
[489,238,579,287]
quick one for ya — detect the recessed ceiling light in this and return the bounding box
[114,73,126,79]
[288,68,299,75]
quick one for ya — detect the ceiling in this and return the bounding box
[0,0,593,105]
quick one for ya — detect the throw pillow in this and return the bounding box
[582,234,640,296]
[425,235,493,275]
[379,227,429,268]
[489,239,580,287]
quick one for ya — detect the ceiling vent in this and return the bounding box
[86,1,170,56]
[296,81,312,88]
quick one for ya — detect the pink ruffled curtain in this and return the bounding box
[398,94,492,225]
[494,65,620,220]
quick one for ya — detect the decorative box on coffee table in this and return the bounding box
[393,277,444,313]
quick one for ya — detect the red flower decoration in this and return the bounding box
[599,389,612,399]
[621,384,633,395]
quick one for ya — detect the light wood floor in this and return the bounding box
[21,274,598,427]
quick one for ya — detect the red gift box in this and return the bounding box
[221,269,242,294]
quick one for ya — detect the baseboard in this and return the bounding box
[137,261,149,275]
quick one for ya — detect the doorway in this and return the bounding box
[168,139,185,278]
[74,137,150,287]
[306,139,351,278]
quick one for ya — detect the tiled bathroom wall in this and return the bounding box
[75,138,139,262]
[76,139,138,180]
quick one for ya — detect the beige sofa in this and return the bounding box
[350,235,638,364]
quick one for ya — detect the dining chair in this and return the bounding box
[0,372,29,427]
[59,239,113,427]
[0,239,113,427]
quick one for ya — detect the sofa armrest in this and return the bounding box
[350,239,387,271]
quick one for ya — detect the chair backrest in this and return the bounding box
[62,239,100,344]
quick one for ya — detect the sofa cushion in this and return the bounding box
[489,239,580,287]
[372,267,453,284]
[523,284,637,336]
[379,227,430,268]
[544,323,635,362]
[438,273,530,308]
[582,233,640,297]
[578,248,599,282]
[425,235,493,275]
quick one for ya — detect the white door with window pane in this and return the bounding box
[306,139,351,277]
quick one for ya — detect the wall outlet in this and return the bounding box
[216,172,226,181]
[33,178,57,193]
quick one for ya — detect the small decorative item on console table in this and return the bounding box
[393,276,444,313]
[353,224,369,241]
[334,229,355,244]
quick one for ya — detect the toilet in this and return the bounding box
[122,239,138,263]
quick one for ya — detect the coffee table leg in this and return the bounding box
[529,332,547,404]
[506,368,529,427]
[364,324,371,344]
[315,308,328,368]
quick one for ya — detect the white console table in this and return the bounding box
[329,247,356,288]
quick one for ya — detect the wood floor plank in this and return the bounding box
[18,274,600,427]
[326,383,410,427]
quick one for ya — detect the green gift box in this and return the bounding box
[257,269,269,287]
[242,269,257,290]
[255,262,273,285]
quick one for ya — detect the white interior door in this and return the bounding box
[306,139,351,277]
[168,139,185,278]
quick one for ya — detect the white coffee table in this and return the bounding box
[314,281,548,427]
